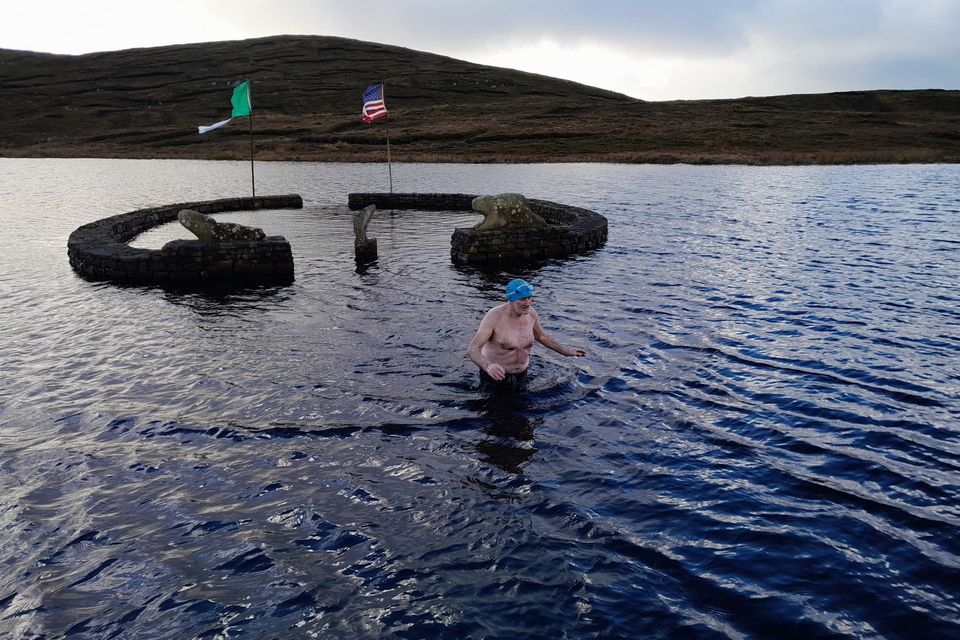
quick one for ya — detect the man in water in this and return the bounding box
[467,279,586,389]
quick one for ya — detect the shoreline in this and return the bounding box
[3,150,955,166]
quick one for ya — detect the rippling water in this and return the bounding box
[1,158,958,639]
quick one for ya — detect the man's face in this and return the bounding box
[511,296,533,314]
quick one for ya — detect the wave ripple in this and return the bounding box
[1,160,958,639]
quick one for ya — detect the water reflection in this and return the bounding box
[453,262,556,299]
[161,285,295,316]
[474,399,542,474]
[354,256,379,274]
[464,358,581,474]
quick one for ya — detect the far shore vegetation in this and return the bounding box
[2,36,959,165]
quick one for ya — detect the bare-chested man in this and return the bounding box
[467,279,585,388]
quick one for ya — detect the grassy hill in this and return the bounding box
[1,35,959,164]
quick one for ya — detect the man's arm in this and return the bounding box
[466,309,507,380]
[532,311,586,357]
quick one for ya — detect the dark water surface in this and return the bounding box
[1,159,958,639]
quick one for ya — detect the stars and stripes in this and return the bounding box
[362,83,388,123]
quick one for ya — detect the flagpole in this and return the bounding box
[248,87,256,198]
[385,116,393,195]
[384,81,393,195]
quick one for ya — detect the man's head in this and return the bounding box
[506,279,535,313]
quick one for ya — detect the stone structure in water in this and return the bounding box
[67,195,302,287]
[352,204,378,262]
[347,192,607,265]
[68,189,606,286]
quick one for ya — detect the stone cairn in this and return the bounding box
[177,209,267,242]
[470,193,547,230]
[346,192,608,265]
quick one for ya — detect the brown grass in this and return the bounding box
[2,36,959,164]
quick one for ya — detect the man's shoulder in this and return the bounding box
[481,303,508,323]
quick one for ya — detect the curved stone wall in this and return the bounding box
[67,195,302,286]
[347,193,607,265]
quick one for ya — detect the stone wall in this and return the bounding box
[67,195,302,286]
[347,192,607,264]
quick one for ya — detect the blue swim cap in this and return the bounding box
[506,279,535,301]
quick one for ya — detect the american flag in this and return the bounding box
[361,83,388,124]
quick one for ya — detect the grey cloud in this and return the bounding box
[265,0,763,55]
[229,0,960,98]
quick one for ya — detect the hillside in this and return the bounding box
[1,35,959,164]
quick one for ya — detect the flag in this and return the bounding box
[230,80,251,117]
[198,80,252,134]
[362,83,388,124]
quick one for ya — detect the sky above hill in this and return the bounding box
[2,0,958,101]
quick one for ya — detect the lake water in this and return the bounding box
[0,158,958,639]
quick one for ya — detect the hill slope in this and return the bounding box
[1,35,959,163]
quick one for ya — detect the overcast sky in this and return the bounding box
[3,0,958,101]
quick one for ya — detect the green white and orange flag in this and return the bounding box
[198,80,251,134]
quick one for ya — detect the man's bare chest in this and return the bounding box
[493,318,534,351]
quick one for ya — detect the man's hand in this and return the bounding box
[485,363,507,381]
[566,347,586,357]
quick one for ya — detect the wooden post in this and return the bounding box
[353,204,378,262]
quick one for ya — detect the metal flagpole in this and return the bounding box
[384,81,393,194]
[385,117,393,195]
[248,88,256,198]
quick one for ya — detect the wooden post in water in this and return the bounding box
[353,204,378,263]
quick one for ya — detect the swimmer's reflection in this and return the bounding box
[472,396,544,474]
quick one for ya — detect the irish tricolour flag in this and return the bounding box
[198,81,251,134]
